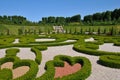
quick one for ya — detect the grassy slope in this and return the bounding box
[0,24,120,35]
[0,24,53,35]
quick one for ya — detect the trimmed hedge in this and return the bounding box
[5,48,20,57]
[0,40,76,49]
[19,37,35,44]
[36,55,91,80]
[36,60,55,80]
[13,60,38,80]
[0,56,19,80]
[114,42,120,46]
[98,55,120,68]
[0,56,38,80]
[0,56,19,65]
[31,47,42,64]
[0,37,15,45]
[73,44,120,56]
[0,69,12,80]
[85,42,99,50]
[34,46,47,51]
[54,55,91,80]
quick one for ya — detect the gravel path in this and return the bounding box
[17,48,35,60]
[99,43,120,52]
[63,40,76,42]
[13,39,19,44]
[0,49,6,58]
[35,39,56,42]
[37,45,120,80]
[0,44,120,80]
[85,37,95,42]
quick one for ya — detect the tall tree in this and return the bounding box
[48,16,56,23]
[104,11,111,21]
[70,14,81,22]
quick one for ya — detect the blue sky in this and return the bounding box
[0,0,120,22]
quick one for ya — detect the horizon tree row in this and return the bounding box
[0,8,120,26]
[84,8,120,25]
[40,14,81,25]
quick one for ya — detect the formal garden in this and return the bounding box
[0,33,120,80]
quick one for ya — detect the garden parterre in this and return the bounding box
[0,34,120,80]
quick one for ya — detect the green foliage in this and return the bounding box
[73,36,120,56]
[36,61,55,80]
[83,8,120,25]
[0,56,19,65]
[5,48,20,57]
[0,37,14,45]
[13,60,38,80]
[0,69,12,80]
[34,46,47,51]
[19,37,35,43]
[36,55,91,80]
[55,56,91,80]
[85,42,99,49]
[31,47,42,64]
[74,43,120,56]
[99,55,120,68]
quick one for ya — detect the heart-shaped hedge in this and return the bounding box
[0,56,38,80]
[36,55,91,80]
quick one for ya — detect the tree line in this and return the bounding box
[83,8,120,25]
[0,15,38,25]
[41,14,81,25]
[0,8,120,26]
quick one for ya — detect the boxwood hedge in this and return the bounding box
[13,60,38,80]
[0,69,12,80]
[31,47,42,64]
[36,55,91,80]
[5,48,20,57]
[98,55,120,68]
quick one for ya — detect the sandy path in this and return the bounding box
[1,62,13,69]
[13,39,19,44]
[35,39,56,42]
[0,49,6,58]
[37,45,120,80]
[99,43,120,52]
[63,40,76,43]
[85,37,95,42]
[1,62,29,79]
[13,66,29,79]
[54,61,81,78]
[17,48,35,60]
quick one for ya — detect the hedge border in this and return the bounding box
[98,55,120,68]
[0,56,38,80]
[36,55,91,80]
[31,47,42,64]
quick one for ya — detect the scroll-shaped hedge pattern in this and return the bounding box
[98,55,120,68]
